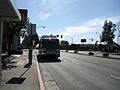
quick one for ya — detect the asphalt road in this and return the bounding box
[37,51,120,90]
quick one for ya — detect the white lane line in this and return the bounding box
[110,75,120,80]
[73,62,80,65]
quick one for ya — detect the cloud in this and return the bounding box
[30,0,79,9]
[60,26,96,36]
[83,16,120,27]
[29,0,41,5]
[45,0,79,10]
[37,12,52,20]
[30,0,79,19]
[59,16,120,37]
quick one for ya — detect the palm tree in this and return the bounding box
[3,14,29,56]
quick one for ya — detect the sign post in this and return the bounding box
[28,24,32,65]
[28,24,36,65]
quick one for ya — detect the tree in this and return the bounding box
[116,21,120,41]
[22,33,39,49]
[32,33,39,48]
[116,21,120,33]
[101,20,116,52]
[3,14,29,56]
[21,35,30,49]
[61,40,69,49]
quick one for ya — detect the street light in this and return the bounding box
[36,25,45,36]
[96,32,102,44]
[65,36,73,44]
[117,28,120,44]
[37,26,45,28]
[36,25,45,38]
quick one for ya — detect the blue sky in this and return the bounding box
[15,0,120,44]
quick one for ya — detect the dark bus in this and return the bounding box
[38,35,60,58]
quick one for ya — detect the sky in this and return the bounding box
[15,0,120,44]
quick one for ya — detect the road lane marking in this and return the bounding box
[73,62,80,65]
[110,75,120,80]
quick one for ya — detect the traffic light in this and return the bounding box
[61,35,63,38]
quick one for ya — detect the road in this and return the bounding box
[37,51,120,90]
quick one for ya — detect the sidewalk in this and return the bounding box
[0,53,40,90]
[65,50,120,60]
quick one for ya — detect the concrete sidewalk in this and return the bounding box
[0,54,40,90]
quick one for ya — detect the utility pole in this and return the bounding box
[96,32,102,44]
[65,36,73,44]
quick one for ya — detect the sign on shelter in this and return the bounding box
[19,9,28,17]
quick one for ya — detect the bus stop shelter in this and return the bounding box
[0,0,21,83]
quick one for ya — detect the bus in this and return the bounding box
[38,35,60,58]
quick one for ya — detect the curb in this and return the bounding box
[36,60,45,90]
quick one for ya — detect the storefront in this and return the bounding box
[0,0,21,83]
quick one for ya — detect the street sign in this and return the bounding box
[27,24,36,35]
[81,39,86,43]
